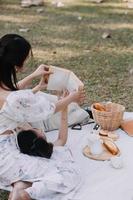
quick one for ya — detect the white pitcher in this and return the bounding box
[88,134,103,155]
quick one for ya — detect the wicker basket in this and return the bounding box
[91,102,125,131]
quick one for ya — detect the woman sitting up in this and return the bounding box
[12,95,81,200]
[16,91,70,160]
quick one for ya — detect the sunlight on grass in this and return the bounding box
[0,3,133,200]
[98,2,126,8]
[1,4,22,10]
[0,0,132,113]
[89,46,133,55]
[0,15,43,24]
[88,22,133,30]
[34,47,80,60]
[107,8,132,14]
[75,1,127,9]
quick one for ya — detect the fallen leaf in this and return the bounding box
[102,32,111,39]
[90,0,104,3]
[36,8,44,13]
[19,28,30,32]
[52,1,64,7]
[129,68,133,75]
[57,2,64,7]
[78,16,82,20]
[83,49,91,53]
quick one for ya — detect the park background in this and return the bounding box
[0,0,133,197]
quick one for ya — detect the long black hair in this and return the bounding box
[0,34,31,91]
[17,130,54,159]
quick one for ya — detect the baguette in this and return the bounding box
[103,140,119,155]
[93,103,106,112]
[99,129,108,136]
[99,130,119,141]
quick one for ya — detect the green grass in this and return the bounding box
[0,0,133,197]
[0,0,133,111]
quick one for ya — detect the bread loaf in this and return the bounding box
[99,130,108,136]
[103,140,119,155]
[99,130,119,141]
[93,103,106,112]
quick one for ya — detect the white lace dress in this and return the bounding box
[0,90,81,200]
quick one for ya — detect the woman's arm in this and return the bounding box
[32,76,47,93]
[54,86,85,113]
[53,107,68,146]
[16,123,46,138]
[18,73,35,89]
[18,64,51,89]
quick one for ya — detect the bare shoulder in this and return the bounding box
[0,88,11,109]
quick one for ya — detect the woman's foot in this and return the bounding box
[11,189,31,200]
[8,192,13,200]
[10,181,32,200]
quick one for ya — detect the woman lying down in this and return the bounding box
[6,98,82,200]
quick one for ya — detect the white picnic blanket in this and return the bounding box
[46,112,133,200]
[0,112,133,200]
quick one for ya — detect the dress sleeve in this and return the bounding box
[2,90,56,123]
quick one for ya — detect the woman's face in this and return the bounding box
[33,128,47,141]
[15,50,31,73]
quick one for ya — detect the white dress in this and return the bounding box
[0,90,81,200]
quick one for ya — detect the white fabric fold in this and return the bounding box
[2,90,55,123]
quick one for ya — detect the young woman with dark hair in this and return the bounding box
[16,103,69,160]
[17,129,54,158]
[0,34,31,91]
[0,34,85,200]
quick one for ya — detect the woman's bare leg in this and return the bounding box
[8,192,13,200]
[10,181,32,200]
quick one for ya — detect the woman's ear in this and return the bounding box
[15,66,18,72]
[15,66,24,73]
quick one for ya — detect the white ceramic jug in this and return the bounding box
[88,134,103,155]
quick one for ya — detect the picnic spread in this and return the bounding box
[0,100,132,200]
[45,111,133,200]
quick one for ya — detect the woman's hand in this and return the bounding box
[54,86,86,113]
[62,89,69,98]
[32,65,53,93]
[38,76,48,90]
[32,64,52,79]
[32,76,48,93]
[18,64,52,90]
[69,86,86,105]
